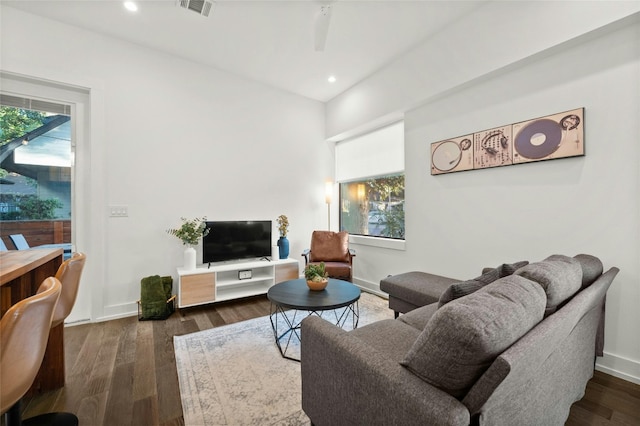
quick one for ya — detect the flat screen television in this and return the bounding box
[202,220,272,264]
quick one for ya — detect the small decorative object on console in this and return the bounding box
[238,269,252,280]
[167,217,210,270]
[305,262,328,291]
[277,214,290,259]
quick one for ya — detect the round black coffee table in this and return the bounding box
[267,278,361,361]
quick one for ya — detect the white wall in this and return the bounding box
[405,20,640,383]
[326,1,640,140]
[334,11,640,382]
[1,6,329,321]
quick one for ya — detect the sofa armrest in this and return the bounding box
[301,316,470,426]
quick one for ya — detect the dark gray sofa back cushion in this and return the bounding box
[515,254,582,315]
[401,275,546,399]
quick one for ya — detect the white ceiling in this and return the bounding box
[4,0,487,102]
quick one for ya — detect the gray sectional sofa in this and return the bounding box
[300,254,618,425]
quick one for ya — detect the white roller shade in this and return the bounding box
[0,94,71,115]
[335,121,404,182]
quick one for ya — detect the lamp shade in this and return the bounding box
[325,181,333,204]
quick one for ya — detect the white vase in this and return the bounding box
[183,246,196,270]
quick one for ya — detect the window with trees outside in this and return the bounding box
[336,122,405,241]
[340,174,404,239]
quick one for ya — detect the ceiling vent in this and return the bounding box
[177,0,214,17]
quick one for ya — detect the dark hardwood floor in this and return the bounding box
[17,295,640,426]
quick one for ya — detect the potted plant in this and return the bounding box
[304,262,328,291]
[167,217,210,270]
[276,214,290,259]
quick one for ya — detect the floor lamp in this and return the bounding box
[325,181,333,231]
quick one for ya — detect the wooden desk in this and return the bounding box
[1,248,64,394]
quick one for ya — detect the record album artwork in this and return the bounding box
[430,134,474,175]
[430,107,585,176]
[512,108,584,164]
[473,125,513,170]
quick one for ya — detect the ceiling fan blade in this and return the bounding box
[314,5,332,52]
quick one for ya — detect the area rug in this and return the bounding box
[174,292,392,426]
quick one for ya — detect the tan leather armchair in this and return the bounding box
[302,231,355,282]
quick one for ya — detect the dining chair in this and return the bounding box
[52,252,86,327]
[24,253,86,424]
[9,234,30,250]
[0,277,64,426]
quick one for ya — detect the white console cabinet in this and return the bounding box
[177,258,299,308]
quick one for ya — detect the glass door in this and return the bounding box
[0,95,73,256]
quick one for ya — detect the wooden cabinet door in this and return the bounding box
[275,262,299,283]
[180,272,215,307]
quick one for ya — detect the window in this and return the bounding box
[336,122,404,240]
[340,174,404,238]
[0,94,73,247]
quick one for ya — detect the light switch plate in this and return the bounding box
[109,205,128,217]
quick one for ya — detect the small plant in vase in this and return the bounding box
[167,217,210,270]
[304,262,329,291]
[276,214,290,259]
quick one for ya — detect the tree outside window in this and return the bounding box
[339,174,405,239]
[0,106,69,220]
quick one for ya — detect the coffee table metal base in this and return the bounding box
[269,301,359,362]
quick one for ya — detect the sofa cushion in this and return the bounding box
[515,255,582,315]
[349,319,422,362]
[381,272,459,309]
[309,231,350,262]
[398,303,439,331]
[401,275,546,399]
[573,254,603,289]
[438,260,529,307]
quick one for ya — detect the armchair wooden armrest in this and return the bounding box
[301,248,311,265]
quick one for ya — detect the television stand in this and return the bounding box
[177,258,299,308]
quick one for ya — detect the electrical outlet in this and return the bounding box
[109,205,128,217]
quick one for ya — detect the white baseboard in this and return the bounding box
[96,301,139,322]
[353,277,387,299]
[596,352,640,384]
[63,318,92,327]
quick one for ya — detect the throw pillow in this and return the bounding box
[401,275,546,399]
[514,254,582,315]
[438,260,528,307]
[495,260,529,276]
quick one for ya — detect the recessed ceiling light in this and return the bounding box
[124,1,138,12]
[328,75,336,83]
